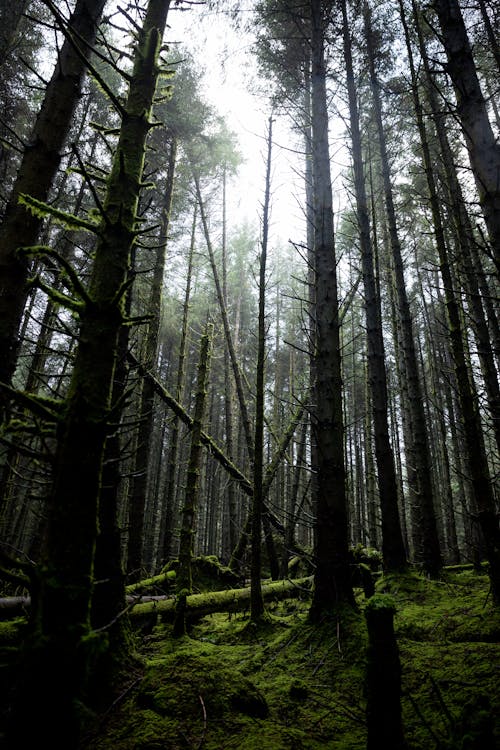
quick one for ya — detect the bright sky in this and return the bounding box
[167,2,308,249]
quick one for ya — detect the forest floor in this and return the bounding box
[89,567,500,749]
[2,567,499,749]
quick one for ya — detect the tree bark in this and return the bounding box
[5,4,171,747]
[309,0,355,620]
[342,0,406,572]
[364,0,441,576]
[432,0,500,275]
[0,0,107,394]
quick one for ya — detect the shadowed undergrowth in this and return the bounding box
[2,569,499,749]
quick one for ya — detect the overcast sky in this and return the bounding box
[166,2,309,249]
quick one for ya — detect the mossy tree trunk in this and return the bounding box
[250,115,273,623]
[0,0,107,397]
[90,323,136,698]
[5,3,171,747]
[309,0,355,620]
[174,323,213,636]
[365,595,405,749]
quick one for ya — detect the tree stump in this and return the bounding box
[365,594,405,749]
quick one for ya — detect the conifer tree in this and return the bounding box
[309,0,355,617]
[432,0,500,275]
[342,0,406,572]
[0,0,107,398]
[4,3,172,746]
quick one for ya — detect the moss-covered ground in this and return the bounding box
[2,568,499,748]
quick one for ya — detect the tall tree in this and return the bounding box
[250,114,273,623]
[159,204,197,565]
[431,0,500,275]
[363,0,441,576]
[407,0,500,601]
[0,0,107,397]
[127,135,177,580]
[309,0,355,619]
[341,0,406,572]
[5,3,172,747]
[174,322,213,636]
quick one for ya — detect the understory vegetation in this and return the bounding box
[3,566,497,749]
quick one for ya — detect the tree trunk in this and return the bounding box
[131,576,313,623]
[127,136,177,581]
[309,0,355,620]
[432,0,500,274]
[5,4,171,747]
[193,171,254,464]
[221,169,238,561]
[365,595,405,750]
[174,324,213,636]
[364,0,441,577]
[410,1,500,600]
[414,16,500,457]
[342,0,406,572]
[159,203,196,566]
[250,115,273,623]
[0,0,107,394]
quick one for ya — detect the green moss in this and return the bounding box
[365,593,396,613]
[3,569,499,749]
[162,555,241,592]
[0,618,26,642]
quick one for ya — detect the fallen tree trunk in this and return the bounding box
[126,569,176,595]
[0,576,312,622]
[127,351,301,536]
[0,595,30,620]
[129,576,313,623]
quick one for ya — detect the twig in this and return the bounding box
[312,640,338,676]
[196,694,207,750]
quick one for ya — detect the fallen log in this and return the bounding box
[126,569,176,595]
[0,578,313,623]
[129,576,313,623]
[0,596,30,620]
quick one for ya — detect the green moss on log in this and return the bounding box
[130,577,313,622]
